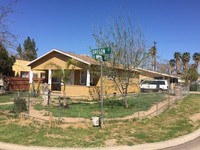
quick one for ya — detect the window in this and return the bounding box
[41,73,46,79]
[158,81,165,85]
[81,71,87,85]
[151,81,156,84]
[33,73,38,78]
[21,71,29,78]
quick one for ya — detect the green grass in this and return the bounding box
[0,93,14,103]
[0,94,199,147]
[0,104,13,111]
[0,92,36,103]
[34,93,165,118]
[0,116,6,121]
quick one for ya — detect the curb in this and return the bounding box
[1,128,200,150]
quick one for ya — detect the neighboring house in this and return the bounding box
[3,60,45,91]
[137,68,179,89]
[27,49,140,99]
[13,59,45,79]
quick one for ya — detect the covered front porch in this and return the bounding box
[29,68,101,99]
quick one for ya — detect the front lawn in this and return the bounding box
[35,93,165,118]
[0,94,199,147]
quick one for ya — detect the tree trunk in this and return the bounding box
[122,93,128,108]
[195,61,199,72]
[176,60,181,74]
[122,86,129,108]
[185,62,189,71]
[63,84,69,108]
[154,55,156,71]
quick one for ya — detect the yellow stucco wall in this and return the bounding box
[13,60,30,76]
[30,52,83,70]
[13,60,44,77]
[97,76,140,95]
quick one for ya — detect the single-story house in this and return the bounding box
[137,68,179,89]
[27,49,140,99]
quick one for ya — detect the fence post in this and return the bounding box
[28,92,30,118]
[156,93,158,115]
[58,96,61,124]
[137,94,140,119]
[49,112,52,127]
[168,91,170,109]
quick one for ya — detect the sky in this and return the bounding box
[1,0,200,65]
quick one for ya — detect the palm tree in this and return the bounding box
[169,59,175,74]
[174,52,181,74]
[181,52,190,72]
[192,52,200,72]
[149,41,157,71]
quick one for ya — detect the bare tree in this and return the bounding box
[92,17,148,108]
[0,1,17,47]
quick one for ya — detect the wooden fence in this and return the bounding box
[4,77,44,91]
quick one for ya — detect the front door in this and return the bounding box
[52,77,61,91]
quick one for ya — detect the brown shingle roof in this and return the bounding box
[62,51,99,65]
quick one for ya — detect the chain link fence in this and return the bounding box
[0,85,190,127]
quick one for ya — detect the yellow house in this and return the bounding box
[27,49,140,100]
[12,59,45,79]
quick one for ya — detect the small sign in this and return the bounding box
[95,55,103,61]
[94,54,110,61]
[92,47,111,56]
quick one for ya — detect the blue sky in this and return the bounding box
[2,0,200,64]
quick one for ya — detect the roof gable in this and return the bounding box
[28,49,98,66]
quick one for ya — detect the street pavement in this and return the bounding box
[160,136,200,150]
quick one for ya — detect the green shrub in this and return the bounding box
[11,97,27,114]
[190,84,198,91]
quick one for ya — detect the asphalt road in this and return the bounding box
[160,136,200,150]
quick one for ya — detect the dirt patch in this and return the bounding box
[45,133,69,139]
[190,113,200,122]
[91,111,100,115]
[104,139,117,146]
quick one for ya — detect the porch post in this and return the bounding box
[86,70,90,86]
[29,70,33,84]
[48,69,52,87]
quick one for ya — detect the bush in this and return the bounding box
[190,83,198,91]
[12,97,27,114]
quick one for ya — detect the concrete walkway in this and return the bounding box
[0,102,13,106]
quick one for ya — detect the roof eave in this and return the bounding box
[27,49,91,66]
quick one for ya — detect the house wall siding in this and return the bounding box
[13,60,44,77]
[31,52,82,70]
